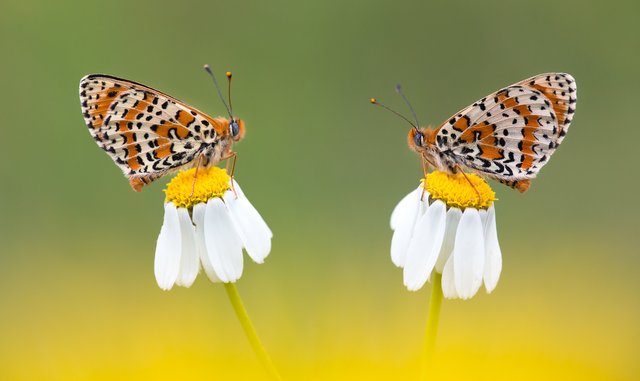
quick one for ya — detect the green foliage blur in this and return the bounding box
[1,0,638,380]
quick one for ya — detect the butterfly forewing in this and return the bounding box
[79,75,227,190]
[434,73,576,190]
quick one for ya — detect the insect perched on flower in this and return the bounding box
[372,73,577,192]
[78,65,244,191]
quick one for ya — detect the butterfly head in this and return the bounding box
[408,127,451,171]
[229,118,245,142]
[407,127,435,153]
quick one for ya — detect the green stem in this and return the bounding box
[419,272,443,381]
[224,282,283,381]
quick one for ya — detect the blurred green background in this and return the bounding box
[1,0,638,380]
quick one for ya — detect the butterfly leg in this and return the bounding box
[190,154,205,197]
[225,151,237,177]
[455,164,482,204]
[224,151,238,198]
[420,156,430,201]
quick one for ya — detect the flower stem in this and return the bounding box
[224,282,283,381]
[419,272,443,381]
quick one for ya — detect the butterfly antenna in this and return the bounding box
[369,98,418,129]
[203,64,233,118]
[226,71,233,116]
[395,84,421,132]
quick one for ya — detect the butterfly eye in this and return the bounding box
[414,132,424,147]
[230,121,240,137]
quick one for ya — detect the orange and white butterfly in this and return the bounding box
[79,69,244,191]
[375,73,577,192]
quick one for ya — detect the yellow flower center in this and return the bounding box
[423,171,495,210]
[164,167,231,209]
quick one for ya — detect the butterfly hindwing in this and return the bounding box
[434,73,576,189]
[79,74,228,190]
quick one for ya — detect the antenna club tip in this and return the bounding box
[203,64,212,72]
[369,98,377,104]
[395,84,402,91]
[226,71,232,78]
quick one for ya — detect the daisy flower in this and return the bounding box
[154,166,272,290]
[390,171,502,300]
[152,166,281,380]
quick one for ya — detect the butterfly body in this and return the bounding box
[79,74,244,191]
[407,73,576,192]
[408,127,456,173]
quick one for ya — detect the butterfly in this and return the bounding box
[374,73,577,192]
[78,69,244,191]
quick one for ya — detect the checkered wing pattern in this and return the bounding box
[434,73,576,191]
[79,74,228,191]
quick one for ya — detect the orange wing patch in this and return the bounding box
[521,73,577,144]
[81,83,127,129]
[530,83,569,125]
[478,143,504,160]
[451,115,470,132]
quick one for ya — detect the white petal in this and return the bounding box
[174,208,199,287]
[230,180,273,238]
[230,181,273,238]
[403,200,447,291]
[478,208,488,227]
[390,187,421,230]
[193,203,220,283]
[223,191,272,264]
[483,205,502,293]
[453,208,485,299]
[434,207,462,273]
[390,188,423,267]
[154,203,181,291]
[441,255,459,299]
[203,198,244,282]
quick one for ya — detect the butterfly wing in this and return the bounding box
[434,73,576,191]
[79,74,227,191]
[518,73,577,145]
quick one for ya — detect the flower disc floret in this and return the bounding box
[164,167,231,209]
[423,171,495,210]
